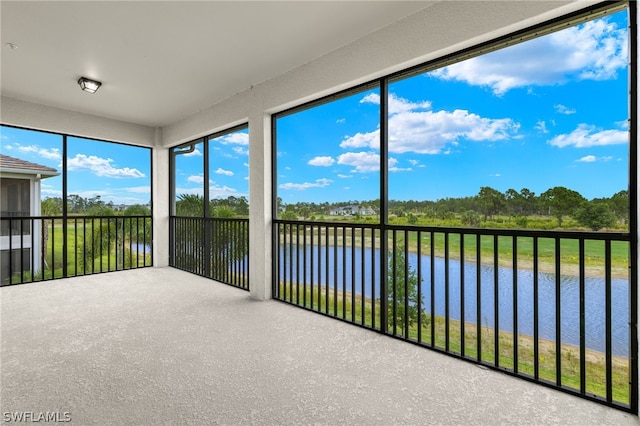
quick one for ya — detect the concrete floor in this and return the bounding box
[1,267,638,425]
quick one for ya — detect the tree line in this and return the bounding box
[41,195,151,216]
[278,186,629,231]
[174,194,249,217]
[50,187,628,231]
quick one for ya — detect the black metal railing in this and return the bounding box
[273,219,636,412]
[0,215,153,286]
[170,216,249,290]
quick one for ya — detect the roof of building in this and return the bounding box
[0,154,59,177]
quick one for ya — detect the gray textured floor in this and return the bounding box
[1,267,638,425]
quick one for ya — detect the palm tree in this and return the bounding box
[40,197,62,272]
[123,204,152,258]
[176,194,204,216]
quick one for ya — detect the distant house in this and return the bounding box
[329,205,375,216]
[0,154,59,282]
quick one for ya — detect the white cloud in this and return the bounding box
[68,188,148,206]
[232,146,249,155]
[360,93,380,105]
[210,184,243,199]
[615,120,630,130]
[577,155,613,163]
[577,155,597,162]
[279,178,333,191]
[336,118,346,124]
[340,131,379,150]
[308,156,335,166]
[214,132,249,145]
[175,187,204,196]
[337,151,381,173]
[408,159,419,166]
[124,186,151,194]
[361,92,431,114]
[67,154,145,178]
[554,104,577,115]
[215,168,234,176]
[535,121,548,133]
[337,174,353,178]
[112,196,147,204]
[389,166,412,173]
[489,173,502,177]
[336,151,401,173]
[342,94,518,154]
[13,144,61,161]
[41,186,62,197]
[175,184,244,199]
[187,175,210,184]
[69,190,110,200]
[430,17,627,95]
[548,123,627,148]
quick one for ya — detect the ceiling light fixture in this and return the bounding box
[77,77,101,94]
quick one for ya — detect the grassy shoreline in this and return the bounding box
[277,281,631,405]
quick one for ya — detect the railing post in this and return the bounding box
[62,135,68,278]
[379,78,388,333]
[630,0,639,414]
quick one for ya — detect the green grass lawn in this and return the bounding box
[39,220,152,280]
[277,280,631,406]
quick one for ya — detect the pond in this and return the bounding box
[278,244,630,357]
[130,243,152,253]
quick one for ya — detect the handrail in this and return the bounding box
[273,219,634,412]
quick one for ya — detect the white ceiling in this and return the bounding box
[0,1,436,128]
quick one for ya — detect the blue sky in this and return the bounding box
[276,9,629,204]
[173,129,250,202]
[1,128,152,206]
[0,125,250,206]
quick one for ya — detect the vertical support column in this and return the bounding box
[153,127,170,267]
[249,113,272,300]
[379,78,389,333]
[62,135,68,277]
[203,137,211,278]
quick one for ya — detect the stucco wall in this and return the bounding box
[0,97,156,147]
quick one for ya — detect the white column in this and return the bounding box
[248,113,272,300]
[153,127,170,267]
